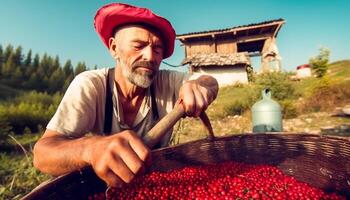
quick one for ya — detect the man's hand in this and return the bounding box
[178,75,218,117]
[33,129,150,188]
[84,130,151,187]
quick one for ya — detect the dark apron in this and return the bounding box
[103,68,161,149]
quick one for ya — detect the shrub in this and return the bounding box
[13,91,62,107]
[223,99,250,116]
[0,91,62,134]
[280,99,299,119]
[254,72,297,101]
[0,116,12,141]
[301,80,350,112]
[309,47,330,78]
[221,86,260,116]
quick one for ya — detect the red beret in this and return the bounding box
[94,3,176,59]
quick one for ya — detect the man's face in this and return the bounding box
[110,25,164,88]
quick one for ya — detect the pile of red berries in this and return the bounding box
[89,161,345,200]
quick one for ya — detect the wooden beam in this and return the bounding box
[234,33,272,43]
[273,23,283,37]
[176,21,284,40]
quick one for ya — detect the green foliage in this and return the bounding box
[223,86,259,116]
[301,79,350,112]
[254,72,297,101]
[75,61,87,76]
[280,99,298,119]
[0,148,50,199]
[246,65,255,82]
[0,45,3,75]
[0,91,62,134]
[309,47,330,78]
[0,84,20,100]
[0,116,12,141]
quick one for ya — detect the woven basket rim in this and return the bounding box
[153,132,350,152]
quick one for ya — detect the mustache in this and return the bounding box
[132,61,157,70]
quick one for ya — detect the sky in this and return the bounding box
[0,0,349,72]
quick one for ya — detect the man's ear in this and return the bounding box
[108,37,118,59]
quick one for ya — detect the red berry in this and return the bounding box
[88,161,345,200]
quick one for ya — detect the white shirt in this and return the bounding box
[47,68,188,147]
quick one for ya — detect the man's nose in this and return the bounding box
[141,46,155,61]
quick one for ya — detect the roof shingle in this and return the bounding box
[182,52,251,67]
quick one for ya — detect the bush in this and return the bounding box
[280,99,299,119]
[301,80,350,112]
[13,91,62,107]
[223,99,250,116]
[0,91,62,134]
[309,47,330,78]
[254,72,297,101]
[0,116,12,141]
[221,86,260,116]
[0,102,56,134]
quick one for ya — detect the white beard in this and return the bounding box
[119,60,156,88]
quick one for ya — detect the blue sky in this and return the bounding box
[0,0,349,72]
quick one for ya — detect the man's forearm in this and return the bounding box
[33,131,97,176]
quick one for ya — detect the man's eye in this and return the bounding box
[133,45,143,50]
[153,47,163,54]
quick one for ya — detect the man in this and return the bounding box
[33,3,218,188]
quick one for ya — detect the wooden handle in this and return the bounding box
[144,103,185,148]
[144,103,215,149]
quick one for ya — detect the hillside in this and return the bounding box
[170,60,350,145]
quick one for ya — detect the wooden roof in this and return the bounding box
[177,19,285,40]
[182,52,250,67]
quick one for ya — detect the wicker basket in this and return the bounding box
[22,133,350,199]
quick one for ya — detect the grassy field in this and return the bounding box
[0,134,50,200]
[1,60,349,199]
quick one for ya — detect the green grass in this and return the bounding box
[328,60,350,78]
[0,134,51,200]
[206,84,259,120]
[295,60,350,97]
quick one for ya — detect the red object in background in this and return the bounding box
[89,161,345,200]
[296,64,310,70]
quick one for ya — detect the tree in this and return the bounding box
[23,49,32,81]
[2,53,15,78]
[13,46,23,67]
[74,62,87,76]
[62,60,74,91]
[24,49,32,67]
[50,55,60,74]
[0,45,3,74]
[48,67,65,93]
[309,47,330,78]
[31,53,40,73]
[63,60,73,76]
[24,53,41,90]
[3,44,14,63]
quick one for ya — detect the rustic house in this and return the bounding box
[177,19,285,86]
